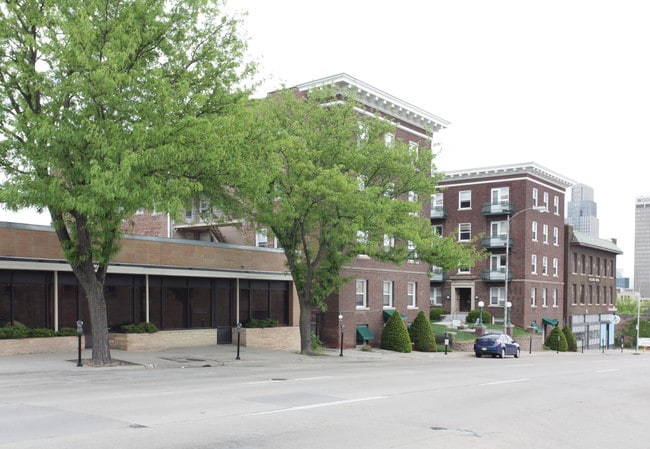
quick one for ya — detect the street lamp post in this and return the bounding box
[504,205,547,335]
[478,300,484,326]
[339,313,345,357]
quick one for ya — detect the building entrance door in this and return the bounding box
[458,288,472,312]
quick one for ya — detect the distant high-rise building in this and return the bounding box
[565,183,599,237]
[634,196,650,298]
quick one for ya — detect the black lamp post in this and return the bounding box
[236,322,242,360]
[76,320,83,367]
[339,313,345,357]
[478,300,484,326]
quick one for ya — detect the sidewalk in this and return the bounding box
[0,344,468,375]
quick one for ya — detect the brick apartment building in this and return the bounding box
[564,225,622,348]
[430,163,574,337]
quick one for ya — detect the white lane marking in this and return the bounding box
[480,378,531,386]
[246,396,387,415]
[596,369,620,373]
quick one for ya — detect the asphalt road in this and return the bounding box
[1,348,648,449]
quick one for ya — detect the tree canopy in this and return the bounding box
[0,0,255,364]
[241,88,484,354]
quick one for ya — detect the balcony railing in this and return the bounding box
[429,267,446,282]
[481,268,512,282]
[481,201,514,216]
[481,235,513,249]
[430,206,447,219]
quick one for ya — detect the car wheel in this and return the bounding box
[501,348,506,358]
[515,348,520,358]
[475,352,482,358]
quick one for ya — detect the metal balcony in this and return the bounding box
[429,267,447,282]
[481,268,512,282]
[430,206,447,219]
[481,201,514,216]
[481,235,513,249]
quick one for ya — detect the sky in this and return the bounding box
[2,1,648,280]
[223,0,650,280]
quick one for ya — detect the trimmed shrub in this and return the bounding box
[562,325,578,352]
[121,322,158,333]
[429,308,446,322]
[0,325,30,339]
[55,327,78,337]
[409,311,437,352]
[545,326,568,351]
[380,309,412,353]
[29,328,55,338]
[466,309,492,325]
[245,318,278,328]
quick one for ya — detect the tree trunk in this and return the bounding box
[298,298,314,355]
[75,266,112,365]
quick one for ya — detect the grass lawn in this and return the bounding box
[431,322,530,342]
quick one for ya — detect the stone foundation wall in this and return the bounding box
[0,336,84,356]
[109,329,218,351]
[234,326,300,352]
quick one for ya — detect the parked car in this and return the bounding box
[474,333,520,358]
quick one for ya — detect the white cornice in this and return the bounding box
[295,73,450,134]
[442,161,575,189]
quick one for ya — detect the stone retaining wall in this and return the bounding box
[234,326,300,352]
[0,336,84,356]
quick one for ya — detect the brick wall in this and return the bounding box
[0,336,84,356]
[234,326,301,352]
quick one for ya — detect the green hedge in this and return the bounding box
[121,322,158,333]
[429,308,447,322]
[0,325,79,339]
[245,318,278,328]
[466,309,492,325]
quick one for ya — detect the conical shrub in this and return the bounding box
[545,326,568,352]
[562,325,578,352]
[380,309,412,353]
[409,310,437,352]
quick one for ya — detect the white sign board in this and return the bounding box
[638,337,650,347]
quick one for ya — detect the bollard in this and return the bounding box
[236,323,242,360]
[76,320,83,367]
[444,332,449,355]
[529,335,532,354]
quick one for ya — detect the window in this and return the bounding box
[408,141,419,160]
[491,254,507,272]
[572,253,578,273]
[383,281,393,307]
[459,190,471,209]
[491,220,508,240]
[491,187,510,206]
[384,133,395,147]
[542,256,548,275]
[542,288,548,307]
[433,224,443,236]
[531,254,537,274]
[553,227,559,246]
[185,208,193,221]
[459,223,471,241]
[553,258,559,276]
[356,279,367,308]
[530,288,537,307]
[543,192,549,211]
[543,224,548,244]
[553,195,559,215]
[430,286,442,306]
[407,282,416,308]
[407,240,417,261]
[490,286,506,306]
[431,193,444,218]
[532,188,538,207]
[532,221,538,241]
[357,230,368,244]
[571,284,577,305]
[384,234,395,251]
[255,229,268,247]
[553,289,558,307]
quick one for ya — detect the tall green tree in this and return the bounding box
[0,0,255,364]
[242,88,483,354]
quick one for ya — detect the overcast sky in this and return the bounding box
[225,0,650,280]
[3,1,647,281]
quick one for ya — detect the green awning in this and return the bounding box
[383,309,407,323]
[542,317,559,327]
[356,325,374,342]
[530,321,542,333]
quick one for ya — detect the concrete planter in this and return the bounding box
[234,326,300,352]
[109,332,165,352]
[0,335,84,356]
